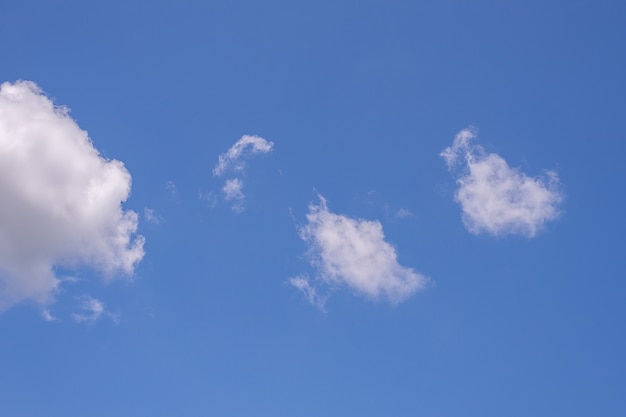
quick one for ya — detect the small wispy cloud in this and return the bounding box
[222,178,245,213]
[41,309,56,322]
[212,135,274,213]
[200,191,218,208]
[213,135,274,177]
[143,207,162,224]
[395,208,413,219]
[72,296,107,324]
[441,128,563,237]
[166,180,176,193]
[288,275,328,312]
[290,195,429,309]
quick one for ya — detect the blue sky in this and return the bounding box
[1,0,625,416]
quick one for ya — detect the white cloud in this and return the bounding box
[200,191,218,208]
[288,275,328,311]
[441,128,562,237]
[72,295,105,323]
[0,80,145,312]
[71,295,118,324]
[222,178,245,213]
[41,309,56,322]
[166,180,177,196]
[143,207,162,224]
[212,135,274,212]
[291,195,429,307]
[212,135,274,177]
[396,208,413,219]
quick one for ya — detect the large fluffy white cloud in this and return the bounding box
[212,135,274,212]
[0,80,144,312]
[290,195,429,308]
[441,128,562,237]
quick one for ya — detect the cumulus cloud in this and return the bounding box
[212,135,274,212]
[290,195,429,307]
[0,80,144,313]
[441,128,562,237]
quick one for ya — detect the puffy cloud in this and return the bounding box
[0,80,144,312]
[212,135,274,177]
[212,135,274,212]
[290,195,429,307]
[441,128,562,237]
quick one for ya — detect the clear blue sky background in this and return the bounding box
[1,1,625,416]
